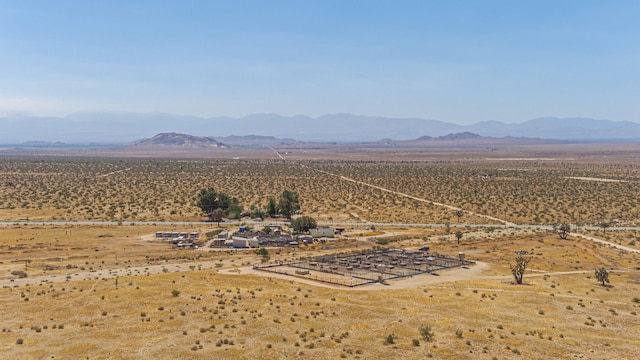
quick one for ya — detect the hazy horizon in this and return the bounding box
[1,112,639,144]
[1,1,640,125]
[4,110,634,126]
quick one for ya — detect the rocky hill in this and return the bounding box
[133,133,224,148]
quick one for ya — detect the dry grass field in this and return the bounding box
[0,226,638,359]
[1,144,639,359]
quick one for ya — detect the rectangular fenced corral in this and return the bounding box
[255,248,475,287]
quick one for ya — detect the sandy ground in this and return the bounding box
[220,262,491,290]
[570,232,640,253]
[564,176,627,182]
[219,263,632,290]
[0,257,490,290]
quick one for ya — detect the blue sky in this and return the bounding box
[1,0,639,124]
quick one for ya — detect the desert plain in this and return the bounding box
[0,142,639,359]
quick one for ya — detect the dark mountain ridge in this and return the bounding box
[133,132,223,148]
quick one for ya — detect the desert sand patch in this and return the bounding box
[565,176,627,182]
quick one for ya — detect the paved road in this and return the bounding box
[1,220,638,233]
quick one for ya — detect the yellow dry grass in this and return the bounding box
[0,225,638,359]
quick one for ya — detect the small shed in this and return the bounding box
[247,238,260,248]
[211,239,226,247]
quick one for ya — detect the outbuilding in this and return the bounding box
[233,238,248,248]
[310,228,334,238]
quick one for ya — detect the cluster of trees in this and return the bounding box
[197,187,322,235]
[197,188,302,222]
[265,189,300,220]
[196,188,242,222]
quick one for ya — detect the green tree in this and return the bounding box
[510,254,531,285]
[251,208,266,219]
[196,187,242,221]
[226,201,242,219]
[211,208,225,225]
[196,188,221,221]
[266,197,278,217]
[255,247,270,263]
[290,216,317,233]
[595,268,609,286]
[278,189,300,220]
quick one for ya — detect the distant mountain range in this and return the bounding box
[113,131,572,150]
[0,112,639,144]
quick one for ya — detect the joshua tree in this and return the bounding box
[454,231,463,245]
[595,268,609,286]
[510,254,531,285]
[454,209,464,223]
[557,223,571,239]
[599,222,610,233]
